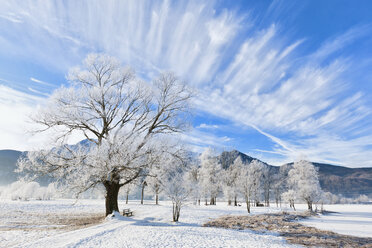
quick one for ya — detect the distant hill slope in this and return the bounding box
[311,162,372,197]
[1,148,372,197]
[0,150,23,185]
[281,162,372,197]
[0,149,53,186]
[219,150,372,198]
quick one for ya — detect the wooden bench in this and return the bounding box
[122,208,133,217]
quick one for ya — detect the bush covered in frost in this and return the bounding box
[0,181,56,200]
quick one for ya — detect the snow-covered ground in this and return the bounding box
[0,199,297,248]
[0,199,371,247]
[299,204,372,238]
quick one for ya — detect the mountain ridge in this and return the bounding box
[220,150,372,197]
[1,148,372,197]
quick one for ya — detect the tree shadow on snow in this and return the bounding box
[129,217,198,227]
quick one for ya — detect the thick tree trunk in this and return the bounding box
[228,199,231,206]
[234,196,237,206]
[104,182,121,216]
[141,181,147,205]
[198,199,200,205]
[126,192,129,204]
[156,194,159,205]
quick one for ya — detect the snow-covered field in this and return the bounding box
[300,204,372,238]
[0,199,294,248]
[0,199,371,248]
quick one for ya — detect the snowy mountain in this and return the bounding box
[219,150,271,169]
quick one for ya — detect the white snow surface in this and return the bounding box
[1,200,371,247]
[0,199,299,248]
[300,204,372,238]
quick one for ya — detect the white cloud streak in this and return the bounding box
[180,129,232,153]
[197,123,219,129]
[30,77,53,87]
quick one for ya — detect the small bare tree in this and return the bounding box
[199,148,222,205]
[273,165,290,207]
[185,163,201,205]
[165,172,189,222]
[121,180,136,204]
[17,54,192,216]
[223,157,243,206]
[146,164,165,205]
[262,165,271,207]
[238,160,265,213]
[287,160,322,211]
[238,165,254,214]
[282,190,296,210]
[162,150,189,222]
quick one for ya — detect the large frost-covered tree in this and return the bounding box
[286,160,322,211]
[17,54,192,216]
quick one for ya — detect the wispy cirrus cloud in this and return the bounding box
[194,23,372,166]
[0,0,371,166]
[0,13,22,23]
[197,123,219,129]
[180,128,232,153]
[30,77,53,87]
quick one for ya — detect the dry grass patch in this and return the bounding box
[0,211,105,232]
[48,213,105,231]
[203,212,372,248]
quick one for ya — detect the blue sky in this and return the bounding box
[1,0,372,167]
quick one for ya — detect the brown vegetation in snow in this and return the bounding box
[203,211,372,248]
[0,211,104,232]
